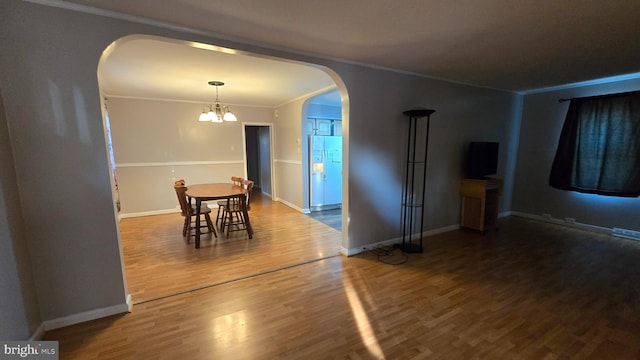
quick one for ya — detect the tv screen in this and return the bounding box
[466,142,499,179]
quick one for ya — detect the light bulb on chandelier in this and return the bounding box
[198,81,237,123]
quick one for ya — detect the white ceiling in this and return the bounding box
[99,35,339,107]
[55,0,640,105]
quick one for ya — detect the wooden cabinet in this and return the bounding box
[460,178,502,233]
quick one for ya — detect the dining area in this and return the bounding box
[102,78,343,305]
[120,182,342,304]
[174,177,255,249]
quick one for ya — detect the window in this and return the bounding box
[549,91,640,197]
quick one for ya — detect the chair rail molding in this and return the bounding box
[116,160,243,168]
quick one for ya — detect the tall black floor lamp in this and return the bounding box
[400,108,435,253]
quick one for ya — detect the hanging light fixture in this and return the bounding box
[198,81,237,123]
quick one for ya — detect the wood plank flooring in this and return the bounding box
[45,216,640,359]
[119,191,342,303]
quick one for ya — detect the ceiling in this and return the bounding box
[55,0,640,105]
[99,35,339,107]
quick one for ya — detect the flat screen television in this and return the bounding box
[466,142,499,179]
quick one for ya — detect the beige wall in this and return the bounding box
[107,97,274,215]
[273,98,306,209]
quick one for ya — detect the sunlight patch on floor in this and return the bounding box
[344,275,384,358]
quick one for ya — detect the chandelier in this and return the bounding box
[198,81,237,123]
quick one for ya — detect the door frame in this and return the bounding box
[242,122,275,199]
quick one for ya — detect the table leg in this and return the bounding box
[242,194,253,239]
[195,199,202,249]
[243,209,253,238]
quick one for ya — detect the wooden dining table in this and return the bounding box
[185,183,254,248]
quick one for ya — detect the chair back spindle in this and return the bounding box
[174,180,191,216]
[173,179,216,240]
[241,179,254,211]
[220,179,254,237]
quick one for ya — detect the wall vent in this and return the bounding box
[612,228,640,241]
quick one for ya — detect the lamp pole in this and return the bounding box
[400,108,435,253]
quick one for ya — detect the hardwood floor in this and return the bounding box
[44,216,640,359]
[119,191,342,303]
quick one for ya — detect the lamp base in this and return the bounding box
[399,242,423,253]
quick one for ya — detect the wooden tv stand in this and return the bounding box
[460,178,502,233]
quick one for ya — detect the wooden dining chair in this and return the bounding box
[215,176,244,226]
[174,180,217,240]
[220,179,254,238]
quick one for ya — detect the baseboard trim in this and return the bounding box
[118,208,178,220]
[343,223,461,256]
[29,323,46,341]
[118,199,299,220]
[42,298,131,331]
[118,204,218,220]
[510,211,611,235]
[276,198,304,213]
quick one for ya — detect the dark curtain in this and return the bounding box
[549,91,640,197]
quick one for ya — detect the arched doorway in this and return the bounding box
[302,89,343,230]
[98,34,350,303]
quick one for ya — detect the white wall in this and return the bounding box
[513,77,640,231]
[0,0,520,329]
[107,97,273,215]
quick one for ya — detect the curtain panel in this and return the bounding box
[549,91,640,197]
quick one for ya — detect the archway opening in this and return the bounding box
[98,34,351,303]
